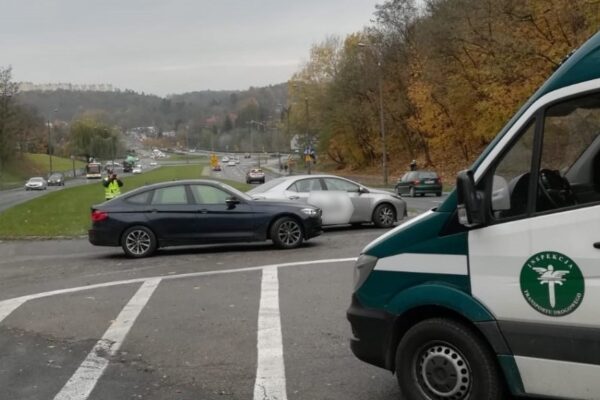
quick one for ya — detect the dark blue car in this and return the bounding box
[88,179,322,257]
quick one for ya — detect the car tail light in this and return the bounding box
[91,210,109,222]
[412,180,420,185]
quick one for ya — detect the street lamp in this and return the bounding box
[358,42,388,186]
[292,82,312,174]
[47,108,58,175]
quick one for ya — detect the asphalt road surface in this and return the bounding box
[0,225,401,400]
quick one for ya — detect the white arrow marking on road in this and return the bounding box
[254,267,287,400]
[53,278,162,400]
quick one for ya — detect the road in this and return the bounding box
[0,226,400,400]
[212,155,449,213]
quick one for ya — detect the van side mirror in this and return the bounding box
[456,170,487,228]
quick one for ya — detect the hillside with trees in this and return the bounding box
[286,0,600,181]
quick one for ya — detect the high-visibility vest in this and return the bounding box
[105,180,121,199]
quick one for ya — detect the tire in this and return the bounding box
[409,187,416,197]
[436,192,442,197]
[395,318,505,400]
[270,217,304,249]
[373,203,396,228]
[121,225,157,258]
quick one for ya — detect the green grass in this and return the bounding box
[164,153,208,162]
[0,165,251,238]
[24,153,86,173]
[0,153,87,189]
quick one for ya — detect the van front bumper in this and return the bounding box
[347,294,395,371]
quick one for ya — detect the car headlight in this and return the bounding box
[353,254,378,291]
[301,208,320,216]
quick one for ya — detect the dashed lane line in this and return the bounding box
[254,267,287,400]
[53,278,162,400]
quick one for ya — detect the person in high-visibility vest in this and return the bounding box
[103,172,123,201]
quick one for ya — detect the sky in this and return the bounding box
[1,0,381,96]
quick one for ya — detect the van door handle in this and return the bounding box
[593,242,600,249]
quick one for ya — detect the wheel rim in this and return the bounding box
[125,229,152,256]
[415,342,472,399]
[378,206,395,226]
[277,221,301,246]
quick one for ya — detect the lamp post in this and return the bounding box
[47,108,58,176]
[304,96,311,175]
[358,43,388,186]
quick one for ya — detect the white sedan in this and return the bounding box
[247,174,406,228]
[227,160,236,167]
[132,165,143,174]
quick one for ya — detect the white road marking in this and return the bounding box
[0,258,357,324]
[0,298,28,323]
[254,267,287,400]
[53,278,161,400]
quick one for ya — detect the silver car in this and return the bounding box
[25,177,47,191]
[247,174,406,228]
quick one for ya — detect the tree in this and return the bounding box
[69,117,122,160]
[0,66,19,175]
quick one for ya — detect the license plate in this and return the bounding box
[425,180,434,184]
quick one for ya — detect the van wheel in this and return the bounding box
[409,187,416,197]
[395,318,505,400]
[121,226,157,258]
[373,204,396,228]
[271,217,303,249]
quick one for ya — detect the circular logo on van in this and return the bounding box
[520,251,584,317]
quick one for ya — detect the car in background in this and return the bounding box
[234,157,240,164]
[227,160,236,167]
[244,153,251,159]
[150,161,158,166]
[246,168,266,184]
[248,174,406,228]
[212,164,222,172]
[47,172,65,186]
[132,165,143,174]
[88,179,322,257]
[395,170,442,197]
[222,156,230,163]
[25,177,47,191]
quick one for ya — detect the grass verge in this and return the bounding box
[0,165,250,239]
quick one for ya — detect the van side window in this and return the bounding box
[536,93,600,212]
[490,120,536,219]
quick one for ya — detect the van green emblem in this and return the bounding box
[520,251,584,316]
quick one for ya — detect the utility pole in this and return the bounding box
[358,43,388,186]
[305,96,311,175]
[47,119,53,175]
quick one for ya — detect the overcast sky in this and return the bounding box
[1,0,381,96]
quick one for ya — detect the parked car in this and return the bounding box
[244,153,251,159]
[247,174,406,228]
[227,160,236,167]
[25,177,47,191]
[132,165,142,174]
[213,164,222,172]
[395,170,442,197]
[47,172,65,186]
[88,180,322,257]
[150,161,158,166]
[222,156,230,162]
[246,168,266,184]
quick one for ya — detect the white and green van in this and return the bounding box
[348,32,600,400]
